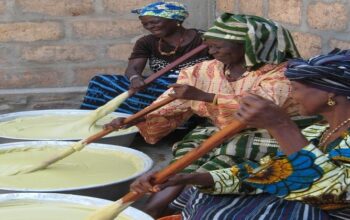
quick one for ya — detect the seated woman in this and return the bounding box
[132,49,350,219]
[80,1,210,114]
[108,13,312,217]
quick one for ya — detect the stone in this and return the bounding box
[0,0,6,14]
[291,31,322,58]
[268,0,301,25]
[239,0,263,16]
[104,0,154,13]
[0,22,63,42]
[330,39,350,50]
[16,0,93,16]
[71,20,143,39]
[22,45,96,63]
[72,66,126,86]
[107,44,134,61]
[0,70,67,89]
[216,0,235,12]
[307,2,348,31]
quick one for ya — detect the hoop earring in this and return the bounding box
[327,97,336,106]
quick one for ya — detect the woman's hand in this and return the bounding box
[168,84,215,102]
[130,76,146,90]
[234,94,290,130]
[130,171,157,194]
[130,171,214,194]
[103,117,126,130]
[235,94,308,155]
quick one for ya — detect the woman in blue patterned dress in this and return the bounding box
[131,49,350,219]
[80,1,209,114]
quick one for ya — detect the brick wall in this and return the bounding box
[217,0,350,58]
[0,0,349,113]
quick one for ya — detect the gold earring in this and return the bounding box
[327,97,336,106]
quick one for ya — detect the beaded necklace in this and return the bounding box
[158,31,185,56]
[319,117,350,148]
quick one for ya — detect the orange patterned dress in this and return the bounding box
[137,59,299,144]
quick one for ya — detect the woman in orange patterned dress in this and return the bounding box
[108,13,310,217]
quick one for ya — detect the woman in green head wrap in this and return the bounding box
[111,13,319,218]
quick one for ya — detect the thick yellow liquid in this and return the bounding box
[0,200,133,220]
[0,114,137,140]
[0,147,142,189]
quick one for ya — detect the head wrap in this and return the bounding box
[285,49,350,96]
[203,13,300,67]
[131,1,189,22]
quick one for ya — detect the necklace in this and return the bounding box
[158,31,185,56]
[319,117,350,148]
[224,64,246,80]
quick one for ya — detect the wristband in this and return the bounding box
[129,75,142,81]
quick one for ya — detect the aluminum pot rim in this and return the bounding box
[0,192,154,220]
[0,109,139,141]
[0,141,153,192]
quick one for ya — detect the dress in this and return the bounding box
[176,124,350,219]
[80,30,210,114]
[136,60,315,174]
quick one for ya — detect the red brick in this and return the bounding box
[22,45,97,63]
[216,0,235,13]
[0,22,63,42]
[73,66,126,86]
[239,0,263,16]
[0,69,67,89]
[330,39,350,50]
[71,20,144,39]
[16,0,93,16]
[0,0,6,14]
[291,32,322,58]
[307,2,348,31]
[268,0,301,25]
[107,44,134,61]
[104,0,154,13]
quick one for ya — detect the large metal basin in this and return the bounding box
[0,109,139,146]
[0,141,153,200]
[0,193,154,219]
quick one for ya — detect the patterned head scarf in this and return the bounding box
[203,13,300,67]
[285,49,350,96]
[131,1,189,22]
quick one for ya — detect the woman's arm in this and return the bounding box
[235,94,308,155]
[125,58,148,90]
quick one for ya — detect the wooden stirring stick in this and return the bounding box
[87,120,246,220]
[11,96,176,175]
[8,44,208,176]
[80,44,208,126]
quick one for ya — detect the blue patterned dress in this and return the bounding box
[170,124,350,219]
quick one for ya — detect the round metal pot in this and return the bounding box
[0,109,139,146]
[0,141,153,200]
[0,193,154,219]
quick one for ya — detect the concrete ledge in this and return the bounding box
[0,87,87,113]
[0,86,87,95]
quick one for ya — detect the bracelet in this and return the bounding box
[212,94,218,105]
[129,74,142,81]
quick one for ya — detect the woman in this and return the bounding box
[132,49,350,219]
[80,1,210,114]
[108,13,312,217]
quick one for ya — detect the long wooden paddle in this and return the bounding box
[87,120,246,220]
[75,44,209,132]
[8,44,208,176]
[8,96,176,175]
